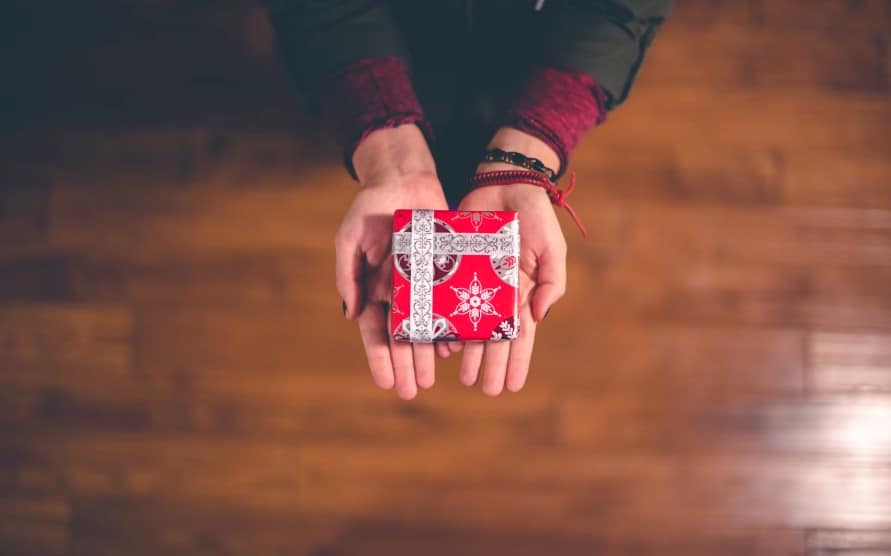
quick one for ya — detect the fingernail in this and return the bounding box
[342,300,347,317]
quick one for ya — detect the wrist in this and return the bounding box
[465,178,551,207]
[477,127,561,176]
[352,124,437,185]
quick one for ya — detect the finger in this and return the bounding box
[435,342,452,359]
[506,303,537,392]
[389,339,417,400]
[364,235,391,268]
[531,243,567,322]
[459,342,485,386]
[356,303,395,390]
[365,263,393,304]
[335,234,364,320]
[480,340,510,397]
[448,341,463,353]
[413,343,436,389]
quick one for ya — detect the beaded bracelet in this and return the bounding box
[469,169,587,237]
[482,148,558,183]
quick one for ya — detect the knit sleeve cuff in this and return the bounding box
[500,66,607,178]
[316,56,433,180]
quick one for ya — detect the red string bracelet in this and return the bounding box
[469,170,587,238]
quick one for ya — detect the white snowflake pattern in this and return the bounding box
[451,211,501,232]
[449,272,500,331]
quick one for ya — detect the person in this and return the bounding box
[264,0,673,399]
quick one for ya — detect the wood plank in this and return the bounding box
[130,305,345,374]
[0,324,804,447]
[319,522,804,556]
[0,304,130,371]
[13,426,891,535]
[674,0,891,32]
[531,322,805,396]
[0,254,74,302]
[0,496,68,556]
[643,26,888,92]
[66,250,339,312]
[558,202,891,330]
[806,332,891,392]
[64,494,804,556]
[667,0,758,27]
[572,144,784,204]
[556,141,882,219]
[54,130,331,190]
[0,373,561,444]
[806,529,891,555]
[759,1,891,32]
[783,149,891,209]
[0,179,52,254]
[592,90,891,155]
[6,431,306,510]
[46,178,349,258]
[68,497,340,556]
[292,445,891,534]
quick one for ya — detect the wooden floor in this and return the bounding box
[2,1,891,554]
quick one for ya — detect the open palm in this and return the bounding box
[452,183,567,395]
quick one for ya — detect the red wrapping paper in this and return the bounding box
[391,209,520,342]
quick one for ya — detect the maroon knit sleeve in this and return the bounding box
[317,56,433,180]
[500,66,608,177]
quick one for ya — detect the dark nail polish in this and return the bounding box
[342,300,347,317]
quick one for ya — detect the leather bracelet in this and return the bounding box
[482,148,558,183]
[469,169,587,238]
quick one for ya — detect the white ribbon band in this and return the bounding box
[408,210,435,342]
[393,232,517,257]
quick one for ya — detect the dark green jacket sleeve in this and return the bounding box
[537,0,674,109]
[263,0,409,94]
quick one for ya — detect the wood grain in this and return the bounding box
[2,1,891,554]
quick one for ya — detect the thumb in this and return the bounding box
[530,245,567,322]
[335,235,365,320]
[363,233,394,305]
[365,261,393,305]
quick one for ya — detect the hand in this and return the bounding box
[451,128,568,395]
[455,182,567,395]
[336,124,449,400]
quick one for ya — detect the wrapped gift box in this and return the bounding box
[391,209,520,342]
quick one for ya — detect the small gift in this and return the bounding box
[391,209,520,342]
